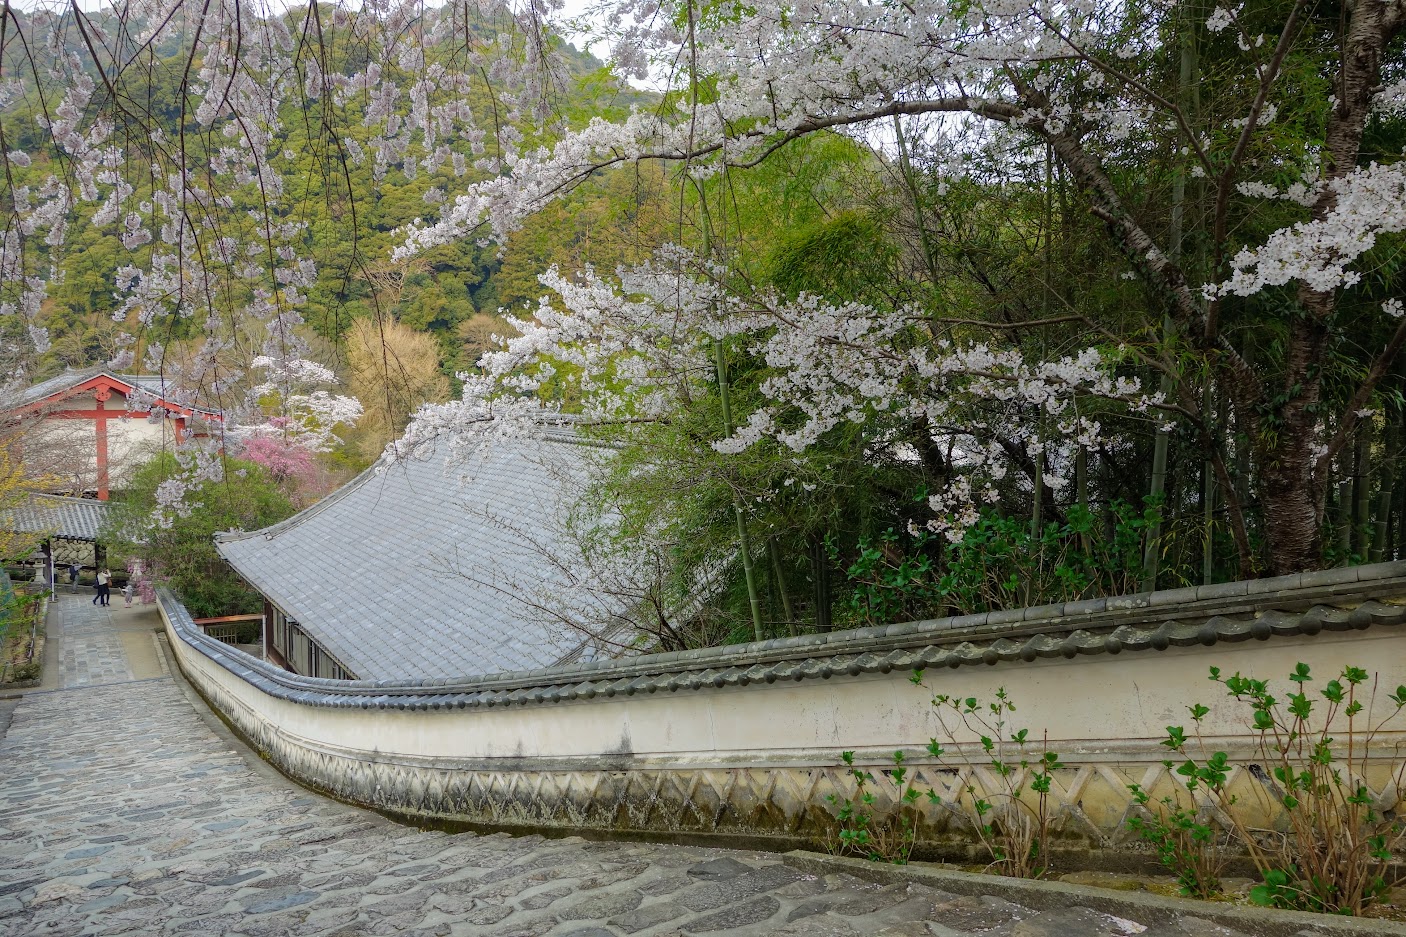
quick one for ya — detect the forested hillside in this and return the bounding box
[1,2,647,383]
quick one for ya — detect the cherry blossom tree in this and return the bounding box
[233,354,362,503]
[398,0,1406,576]
[2,0,1403,583]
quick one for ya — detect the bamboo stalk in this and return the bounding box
[1203,384,1218,584]
[1372,416,1402,562]
[1336,477,1352,561]
[1353,428,1370,560]
[1075,446,1092,556]
[809,534,832,632]
[768,538,796,637]
[715,340,764,641]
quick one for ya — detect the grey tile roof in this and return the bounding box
[15,368,104,405]
[0,493,110,541]
[215,431,618,681]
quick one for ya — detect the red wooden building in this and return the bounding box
[7,369,219,500]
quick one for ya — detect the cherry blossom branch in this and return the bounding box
[1031,12,1214,177]
[1206,0,1309,341]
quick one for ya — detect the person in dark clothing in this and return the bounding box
[68,563,80,592]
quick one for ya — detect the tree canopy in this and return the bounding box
[3,0,1405,642]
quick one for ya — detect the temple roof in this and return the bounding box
[215,430,624,681]
[14,369,216,414]
[0,493,110,542]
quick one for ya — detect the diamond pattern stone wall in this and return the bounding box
[181,650,1404,855]
[156,571,1406,858]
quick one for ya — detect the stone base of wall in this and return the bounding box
[157,574,1406,863]
[179,643,1404,864]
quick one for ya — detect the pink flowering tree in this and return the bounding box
[239,434,317,487]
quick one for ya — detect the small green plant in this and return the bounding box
[1158,663,1406,915]
[917,676,1063,878]
[8,659,39,682]
[826,749,928,863]
[1126,781,1226,898]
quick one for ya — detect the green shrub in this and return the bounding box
[1149,664,1406,914]
[105,454,295,618]
[1126,782,1227,898]
[834,499,1158,626]
[826,749,926,864]
[829,680,1062,877]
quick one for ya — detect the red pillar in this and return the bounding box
[94,415,110,500]
[94,386,111,500]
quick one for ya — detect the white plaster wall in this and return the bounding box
[107,417,176,487]
[24,419,97,491]
[160,611,1406,769]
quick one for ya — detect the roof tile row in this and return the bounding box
[158,559,1406,712]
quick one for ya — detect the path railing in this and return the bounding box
[191,613,263,646]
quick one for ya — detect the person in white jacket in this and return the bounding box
[93,569,111,607]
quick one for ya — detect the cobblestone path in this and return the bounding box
[0,597,1329,937]
[55,601,137,688]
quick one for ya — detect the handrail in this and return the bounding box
[157,559,1406,713]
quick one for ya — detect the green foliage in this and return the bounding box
[921,683,1063,879]
[0,586,42,684]
[829,682,1062,878]
[835,499,1159,626]
[1153,664,1406,915]
[825,749,923,864]
[1126,783,1226,899]
[768,211,898,306]
[105,455,296,618]
[834,663,1406,909]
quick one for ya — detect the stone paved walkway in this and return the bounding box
[56,604,135,688]
[0,596,1332,937]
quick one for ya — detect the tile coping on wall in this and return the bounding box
[157,559,1406,711]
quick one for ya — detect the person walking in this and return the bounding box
[68,563,80,593]
[122,580,135,608]
[93,568,111,607]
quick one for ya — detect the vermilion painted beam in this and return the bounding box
[16,373,220,421]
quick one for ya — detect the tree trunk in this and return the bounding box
[1256,308,1336,575]
[1258,1,1404,574]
